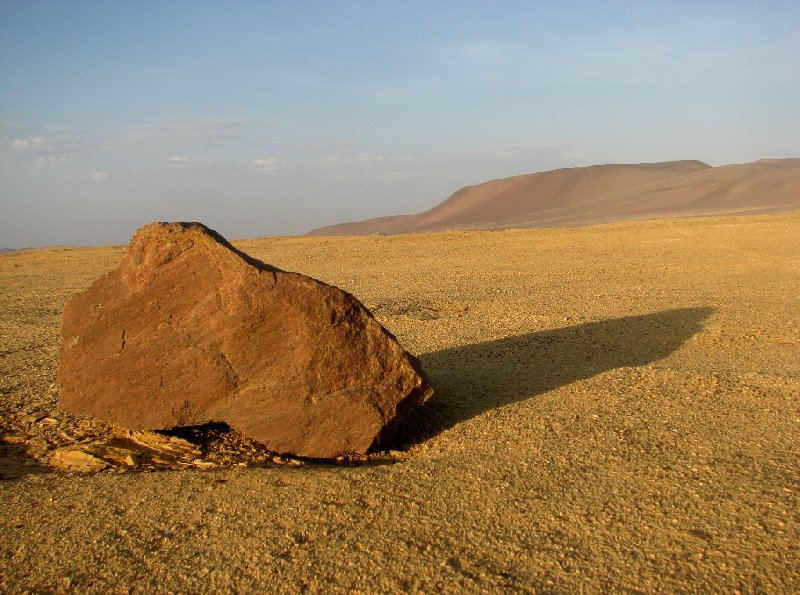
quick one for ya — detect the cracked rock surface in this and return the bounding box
[57,222,432,458]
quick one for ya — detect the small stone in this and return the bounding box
[50,448,110,472]
[21,412,46,424]
[26,437,49,457]
[150,456,176,466]
[192,459,216,468]
[93,445,141,467]
[128,431,201,459]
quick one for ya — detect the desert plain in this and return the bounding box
[1,212,798,592]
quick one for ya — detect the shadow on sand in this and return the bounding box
[396,307,714,446]
[0,442,50,480]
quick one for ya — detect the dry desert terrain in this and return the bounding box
[311,158,800,236]
[1,213,799,592]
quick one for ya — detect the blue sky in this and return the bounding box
[1,1,798,247]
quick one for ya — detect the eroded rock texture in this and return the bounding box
[58,222,432,458]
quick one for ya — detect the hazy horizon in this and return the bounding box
[2,1,799,248]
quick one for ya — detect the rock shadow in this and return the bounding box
[397,307,714,446]
[0,442,50,480]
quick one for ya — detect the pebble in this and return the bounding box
[49,448,110,472]
[1,432,30,444]
[21,413,45,424]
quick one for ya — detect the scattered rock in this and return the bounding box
[49,448,110,473]
[44,429,207,472]
[1,432,30,445]
[192,459,216,468]
[26,436,48,457]
[90,445,141,467]
[58,222,432,458]
[124,430,201,459]
[21,412,46,424]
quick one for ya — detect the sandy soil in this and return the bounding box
[1,213,798,592]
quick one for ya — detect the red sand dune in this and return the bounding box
[308,158,800,236]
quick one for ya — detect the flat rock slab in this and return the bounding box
[58,222,432,458]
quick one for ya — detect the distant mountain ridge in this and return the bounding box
[308,158,800,236]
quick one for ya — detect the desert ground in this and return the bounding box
[1,213,798,592]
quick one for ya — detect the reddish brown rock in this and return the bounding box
[58,222,432,458]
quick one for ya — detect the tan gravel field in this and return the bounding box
[1,213,798,592]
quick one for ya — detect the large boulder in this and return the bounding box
[58,222,432,458]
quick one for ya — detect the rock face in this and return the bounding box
[58,222,432,458]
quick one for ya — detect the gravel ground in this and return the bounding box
[1,213,798,592]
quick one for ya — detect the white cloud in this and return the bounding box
[11,136,54,151]
[131,117,291,148]
[253,157,285,166]
[87,171,110,181]
[3,118,295,170]
[168,155,212,164]
[305,138,355,155]
[35,156,72,168]
[487,140,581,162]
[320,152,388,166]
[357,153,384,164]
[252,157,288,174]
